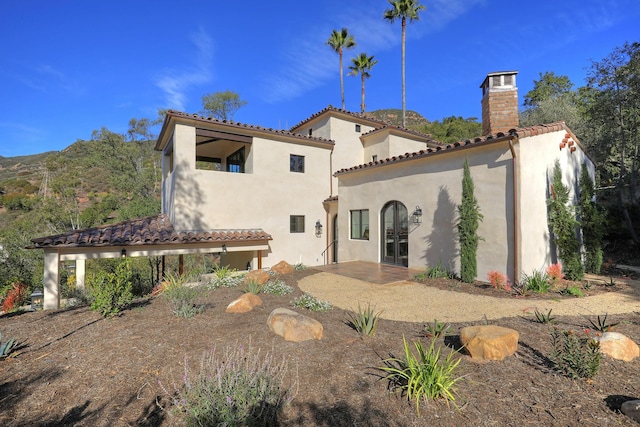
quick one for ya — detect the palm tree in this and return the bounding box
[348,53,378,113]
[326,28,357,110]
[384,0,426,128]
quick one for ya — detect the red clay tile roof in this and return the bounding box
[29,214,272,249]
[335,122,576,176]
[290,105,392,131]
[156,111,334,151]
[323,195,339,203]
[360,125,442,147]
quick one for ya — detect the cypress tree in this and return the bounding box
[458,159,483,283]
[578,162,604,273]
[547,160,584,280]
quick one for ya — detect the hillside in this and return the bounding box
[367,108,429,127]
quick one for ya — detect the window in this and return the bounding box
[196,156,222,171]
[350,209,369,240]
[308,128,313,136]
[290,215,305,233]
[226,147,245,173]
[355,124,361,133]
[372,155,378,162]
[290,154,305,173]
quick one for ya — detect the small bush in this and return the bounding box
[165,344,293,426]
[291,294,332,312]
[293,263,306,271]
[207,265,244,289]
[560,285,583,297]
[262,279,294,296]
[347,303,382,336]
[163,285,204,318]
[1,282,28,313]
[381,336,461,415]
[416,261,454,280]
[549,328,602,379]
[521,270,551,293]
[546,263,563,283]
[88,259,134,317]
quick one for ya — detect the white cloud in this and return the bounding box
[155,28,214,111]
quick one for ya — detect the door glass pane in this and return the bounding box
[383,203,395,261]
[398,203,409,266]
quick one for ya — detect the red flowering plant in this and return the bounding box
[487,271,511,291]
[546,263,564,285]
[1,282,29,313]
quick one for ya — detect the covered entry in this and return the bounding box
[381,201,408,267]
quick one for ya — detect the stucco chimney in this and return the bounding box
[480,71,519,136]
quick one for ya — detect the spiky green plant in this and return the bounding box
[521,270,551,293]
[534,309,556,324]
[381,336,461,415]
[244,280,263,295]
[588,313,619,332]
[0,332,16,358]
[549,328,602,379]
[347,302,382,336]
[424,319,450,338]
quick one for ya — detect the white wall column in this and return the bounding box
[75,259,85,290]
[43,249,60,310]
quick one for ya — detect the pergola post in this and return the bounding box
[43,249,60,310]
[75,259,86,291]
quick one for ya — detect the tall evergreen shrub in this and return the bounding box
[457,159,483,283]
[578,162,605,273]
[547,160,584,280]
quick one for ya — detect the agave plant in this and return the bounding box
[0,332,16,358]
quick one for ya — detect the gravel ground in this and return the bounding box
[298,272,640,322]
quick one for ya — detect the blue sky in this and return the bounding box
[1,0,638,157]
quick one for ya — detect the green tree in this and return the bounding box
[201,90,247,121]
[523,71,574,107]
[457,159,483,283]
[127,117,154,141]
[417,116,482,143]
[578,163,605,273]
[548,160,584,280]
[384,0,426,128]
[326,28,357,110]
[348,53,378,113]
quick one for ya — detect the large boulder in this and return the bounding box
[271,261,295,275]
[594,332,640,362]
[225,293,263,313]
[622,400,640,423]
[267,308,323,342]
[244,269,270,285]
[460,325,519,361]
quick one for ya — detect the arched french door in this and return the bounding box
[381,201,408,267]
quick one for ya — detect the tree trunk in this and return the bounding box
[339,48,345,110]
[361,74,365,113]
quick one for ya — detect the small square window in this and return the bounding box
[290,154,305,173]
[372,155,378,162]
[290,215,305,233]
[355,124,361,132]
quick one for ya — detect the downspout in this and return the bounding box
[508,138,520,284]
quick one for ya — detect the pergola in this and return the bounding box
[28,214,272,309]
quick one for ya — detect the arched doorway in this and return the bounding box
[381,201,408,267]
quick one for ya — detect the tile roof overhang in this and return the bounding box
[155,111,334,152]
[28,214,272,250]
[335,122,588,177]
[360,125,442,148]
[289,105,393,131]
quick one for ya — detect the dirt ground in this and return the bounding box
[1,268,640,426]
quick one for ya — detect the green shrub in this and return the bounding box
[290,294,332,312]
[549,328,602,379]
[578,163,605,274]
[521,270,551,293]
[163,285,204,319]
[293,263,306,271]
[347,303,382,336]
[416,261,453,280]
[167,344,292,426]
[207,265,243,289]
[262,279,294,295]
[88,259,133,317]
[244,280,263,295]
[381,336,461,414]
[560,285,584,297]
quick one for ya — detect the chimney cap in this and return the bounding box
[480,70,519,88]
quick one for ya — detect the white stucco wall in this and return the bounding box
[517,131,594,274]
[168,123,332,268]
[337,141,515,281]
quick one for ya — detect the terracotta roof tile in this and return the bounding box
[29,214,272,249]
[335,122,574,176]
[157,111,334,150]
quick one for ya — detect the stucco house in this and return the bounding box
[31,70,594,308]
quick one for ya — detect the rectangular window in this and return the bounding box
[308,129,313,136]
[355,124,361,132]
[196,156,222,171]
[290,215,305,233]
[290,154,305,173]
[226,147,245,173]
[350,209,369,240]
[372,155,378,162]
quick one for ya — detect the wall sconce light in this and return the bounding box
[30,288,43,311]
[121,249,127,258]
[222,244,227,253]
[315,220,323,237]
[413,206,423,224]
